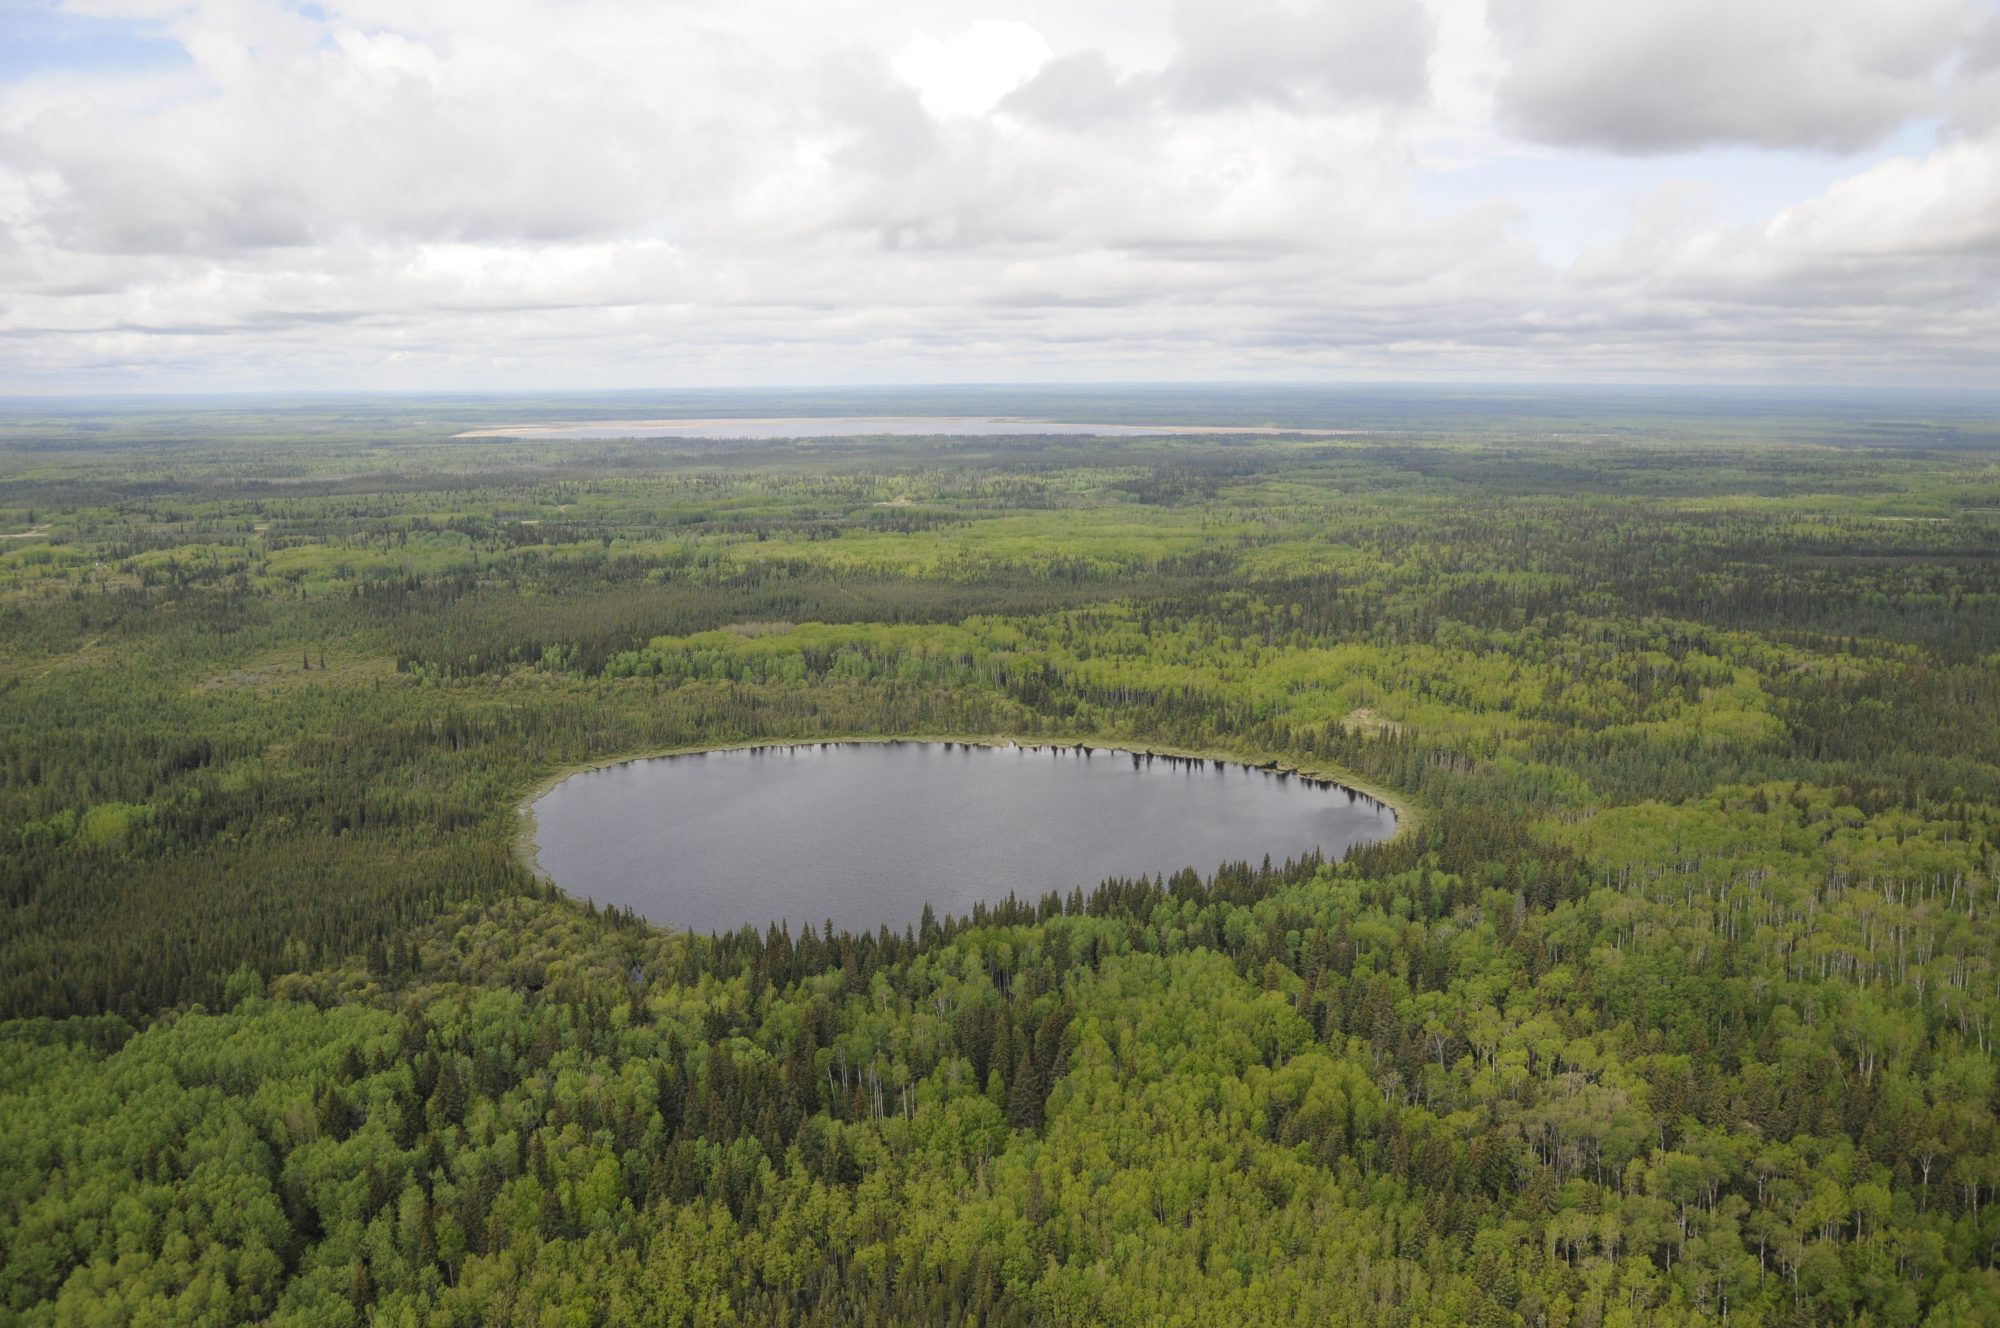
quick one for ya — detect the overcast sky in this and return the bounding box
[2,0,1997,392]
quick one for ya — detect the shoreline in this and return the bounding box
[513,732,1415,896]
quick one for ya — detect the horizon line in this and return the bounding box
[6,380,2000,404]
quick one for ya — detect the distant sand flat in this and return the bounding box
[453,416,1349,440]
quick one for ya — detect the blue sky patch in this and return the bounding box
[0,3,190,81]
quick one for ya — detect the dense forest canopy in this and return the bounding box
[3,389,2000,1325]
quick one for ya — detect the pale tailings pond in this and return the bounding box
[529,741,1396,935]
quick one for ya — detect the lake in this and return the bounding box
[457,416,1317,440]
[528,741,1396,935]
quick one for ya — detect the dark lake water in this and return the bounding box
[529,741,1395,935]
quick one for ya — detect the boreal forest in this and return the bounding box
[4,387,2000,1327]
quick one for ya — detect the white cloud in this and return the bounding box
[1166,0,1435,110]
[1767,133,2000,257]
[894,20,1053,118]
[0,0,1995,389]
[1491,0,1976,152]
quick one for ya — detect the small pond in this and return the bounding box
[528,741,1395,935]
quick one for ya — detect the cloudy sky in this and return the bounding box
[2,0,1997,391]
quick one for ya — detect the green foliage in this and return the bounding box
[4,395,2000,1323]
